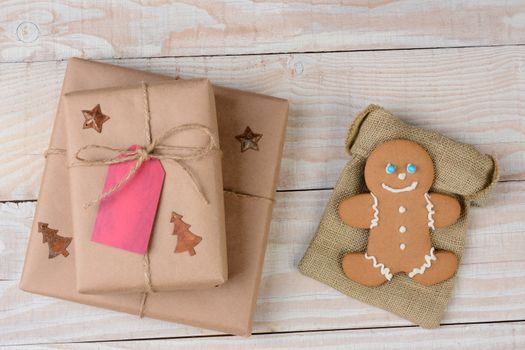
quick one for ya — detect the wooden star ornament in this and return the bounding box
[235,126,263,152]
[38,222,72,259]
[82,104,110,133]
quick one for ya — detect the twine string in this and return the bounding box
[139,293,148,318]
[67,82,219,315]
[44,148,66,158]
[138,253,155,318]
[70,82,219,209]
[42,84,278,319]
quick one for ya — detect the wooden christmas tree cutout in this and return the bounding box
[38,222,72,259]
[170,212,202,256]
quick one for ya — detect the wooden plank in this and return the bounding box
[10,322,525,350]
[0,201,33,281]
[0,46,524,201]
[1,182,524,345]
[1,1,525,62]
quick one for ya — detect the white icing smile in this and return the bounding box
[381,181,418,193]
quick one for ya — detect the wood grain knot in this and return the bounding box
[16,21,39,43]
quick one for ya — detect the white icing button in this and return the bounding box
[399,206,406,214]
[399,226,407,233]
[400,243,406,251]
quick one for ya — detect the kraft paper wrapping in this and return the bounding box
[20,58,288,336]
[64,80,227,293]
[299,105,499,328]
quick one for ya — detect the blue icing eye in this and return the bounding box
[385,163,396,174]
[407,163,416,174]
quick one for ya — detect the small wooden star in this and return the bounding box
[82,104,110,133]
[235,126,263,152]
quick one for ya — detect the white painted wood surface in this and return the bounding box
[1,1,524,348]
[1,46,524,200]
[8,322,524,350]
[1,182,524,345]
[1,1,525,62]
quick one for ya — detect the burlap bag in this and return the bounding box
[298,104,499,328]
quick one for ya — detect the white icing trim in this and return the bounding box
[381,181,418,193]
[408,247,437,278]
[365,253,393,280]
[370,193,379,229]
[424,192,435,230]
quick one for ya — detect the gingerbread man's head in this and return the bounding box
[364,139,434,195]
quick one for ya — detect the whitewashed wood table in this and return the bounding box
[1,1,525,349]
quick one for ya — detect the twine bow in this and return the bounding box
[70,82,219,209]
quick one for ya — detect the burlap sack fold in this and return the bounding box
[298,104,499,328]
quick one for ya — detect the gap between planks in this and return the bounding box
[1,45,524,200]
[0,176,521,204]
[1,181,524,345]
[6,320,525,349]
[2,43,525,65]
[1,0,525,62]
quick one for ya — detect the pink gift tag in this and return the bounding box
[91,145,165,254]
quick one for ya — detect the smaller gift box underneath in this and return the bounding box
[64,79,227,294]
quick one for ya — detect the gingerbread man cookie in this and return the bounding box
[339,139,461,286]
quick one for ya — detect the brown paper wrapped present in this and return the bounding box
[63,80,227,293]
[20,58,288,336]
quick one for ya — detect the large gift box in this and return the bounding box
[20,58,288,336]
[64,80,227,293]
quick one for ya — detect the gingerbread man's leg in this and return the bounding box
[409,249,458,286]
[342,252,391,287]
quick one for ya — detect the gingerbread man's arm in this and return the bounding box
[338,193,375,229]
[428,192,461,228]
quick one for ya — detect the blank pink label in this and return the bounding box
[91,145,165,254]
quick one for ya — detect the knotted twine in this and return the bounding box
[51,82,220,317]
[72,82,218,209]
[42,82,281,319]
